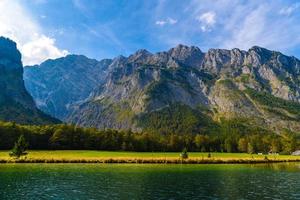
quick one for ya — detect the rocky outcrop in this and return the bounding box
[0,37,59,125]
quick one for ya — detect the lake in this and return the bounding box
[0,163,299,200]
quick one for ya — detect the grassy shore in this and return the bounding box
[0,150,299,164]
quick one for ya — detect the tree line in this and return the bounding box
[0,121,298,154]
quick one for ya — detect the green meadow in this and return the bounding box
[0,150,299,163]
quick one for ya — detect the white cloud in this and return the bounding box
[220,3,300,53]
[155,17,177,26]
[0,0,68,65]
[168,18,178,25]
[196,11,216,32]
[156,20,167,26]
[279,3,300,16]
[22,35,69,65]
[197,11,216,25]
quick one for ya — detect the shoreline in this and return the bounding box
[1,158,300,164]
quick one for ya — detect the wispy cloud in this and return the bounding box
[196,11,216,32]
[6,0,300,62]
[279,3,300,16]
[151,0,300,57]
[220,2,300,53]
[85,24,128,53]
[0,0,68,65]
[72,0,91,18]
[155,17,177,26]
[221,4,269,49]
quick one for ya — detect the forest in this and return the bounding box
[0,121,298,154]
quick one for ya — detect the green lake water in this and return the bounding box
[0,163,299,200]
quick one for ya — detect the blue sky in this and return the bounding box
[1,0,300,65]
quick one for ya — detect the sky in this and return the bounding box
[1,0,300,65]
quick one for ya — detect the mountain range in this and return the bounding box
[23,44,300,134]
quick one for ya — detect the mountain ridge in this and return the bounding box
[24,44,300,134]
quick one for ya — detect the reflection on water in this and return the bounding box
[251,162,300,172]
[0,163,299,200]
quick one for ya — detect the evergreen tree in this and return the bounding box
[180,148,188,159]
[9,135,28,158]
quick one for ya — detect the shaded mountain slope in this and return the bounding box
[0,37,59,125]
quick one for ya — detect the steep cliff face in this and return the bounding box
[24,42,300,133]
[0,37,59,124]
[67,45,300,133]
[24,55,112,120]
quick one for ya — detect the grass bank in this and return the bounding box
[0,150,299,164]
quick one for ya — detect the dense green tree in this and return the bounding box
[238,138,248,153]
[0,121,298,154]
[194,134,209,152]
[224,137,237,153]
[247,143,254,154]
[270,139,281,153]
[9,135,28,158]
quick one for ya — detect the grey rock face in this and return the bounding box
[0,37,59,124]
[75,45,300,132]
[24,55,112,120]
[128,49,153,63]
[168,44,204,67]
[24,43,300,132]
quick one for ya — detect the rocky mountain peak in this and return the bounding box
[135,49,152,55]
[112,55,127,63]
[64,54,91,61]
[108,55,128,70]
[41,54,93,68]
[249,46,271,53]
[247,46,273,65]
[203,48,232,72]
[0,37,21,63]
[168,44,204,67]
[128,49,152,63]
[98,58,113,65]
[168,44,201,54]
